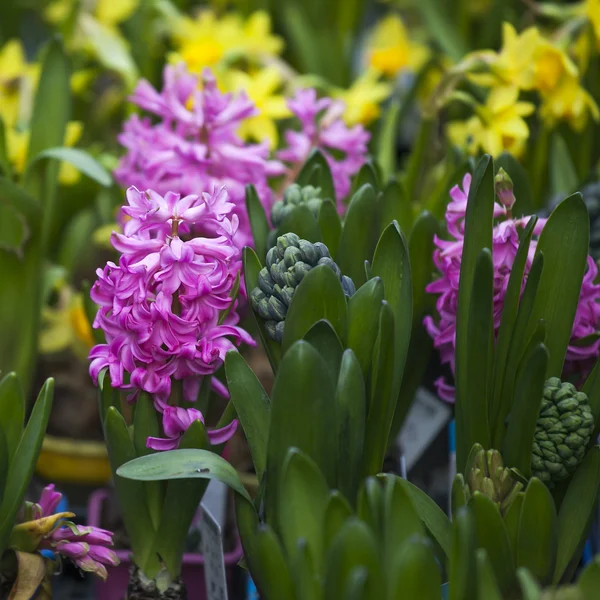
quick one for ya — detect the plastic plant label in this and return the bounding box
[200,499,228,600]
[397,387,452,472]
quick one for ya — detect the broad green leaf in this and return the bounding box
[549,134,578,197]
[266,341,337,523]
[98,371,121,424]
[0,176,40,223]
[389,537,441,600]
[57,208,97,273]
[243,247,281,372]
[376,99,401,182]
[517,568,543,600]
[455,155,494,471]
[347,277,384,378]
[318,199,342,256]
[554,446,600,583]
[296,149,336,203]
[246,185,270,263]
[380,179,411,234]
[362,303,396,476]
[324,518,383,600]
[352,162,379,194]
[323,491,353,552]
[409,211,439,319]
[278,448,329,569]
[527,194,589,377]
[502,343,548,476]
[476,549,503,600]
[342,567,369,600]
[27,147,112,187]
[103,407,160,576]
[403,118,433,200]
[0,429,7,507]
[293,539,321,600]
[504,493,525,558]
[282,264,348,352]
[277,204,322,243]
[0,205,28,256]
[470,493,517,595]
[451,474,468,519]
[495,153,533,217]
[578,561,600,596]
[337,184,380,288]
[225,350,270,480]
[0,373,24,463]
[303,320,344,381]
[154,421,210,578]
[0,379,53,556]
[413,0,467,61]
[357,477,384,539]
[449,508,477,600]
[516,478,557,584]
[490,216,538,447]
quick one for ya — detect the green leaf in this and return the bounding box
[98,371,121,424]
[526,194,589,377]
[335,350,366,501]
[403,118,433,201]
[476,549,503,600]
[352,162,379,194]
[338,184,380,287]
[243,246,281,372]
[0,176,40,223]
[470,493,516,595]
[292,539,321,600]
[303,319,344,381]
[495,153,533,217]
[449,507,477,600]
[347,277,384,378]
[376,99,401,183]
[0,379,53,555]
[451,474,468,519]
[0,118,11,178]
[517,568,543,600]
[318,199,342,256]
[0,373,24,463]
[389,537,441,600]
[455,155,495,472]
[516,478,557,583]
[0,429,8,507]
[409,211,439,320]
[0,205,28,256]
[549,134,578,197]
[246,185,270,263]
[362,302,396,477]
[357,477,384,539]
[278,448,329,570]
[323,491,353,552]
[490,216,538,447]
[342,567,369,600]
[266,341,337,523]
[277,204,323,243]
[282,264,348,352]
[413,0,467,61]
[27,147,112,187]
[582,359,600,442]
[504,493,525,558]
[502,343,548,476]
[296,149,335,202]
[554,446,600,583]
[380,180,411,234]
[578,560,600,596]
[225,350,270,480]
[104,407,160,576]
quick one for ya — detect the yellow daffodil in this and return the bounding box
[223,67,289,148]
[448,87,534,157]
[332,70,392,126]
[171,10,282,73]
[582,0,600,47]
[540,74,599,131]
[46,0,138,27]
[367,14,428,78]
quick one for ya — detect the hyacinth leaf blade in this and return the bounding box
[351,161,379,195]
[276,204,322,243]
[265,340,337,524]
[553,446,600,583]
[0,373,25,464]
[494,153,534,217]
[296,149,336,203]
[334,349,366,502]
[375,99,401,182]
[371,221,413,406]
[469,493,517,596]
[81,280,104,345]
[104,406,160,576]
[323,518,383,600]
[245,184,270,263]
[504,492,525,559]
[153,421,211,578]
[0,378,53,555]
[448,507,477,600]
[318,199,342,256]
[455,154,495,472]
[502,343,548,476]
[292,538,321,600]
[389,538,441,600]
[243,246,281,373]
[380,179,412,234]
[278,448,329,572]
[342,568,368,600]
[490,215,538,447]
[476,549,503,600]
[224,350,270,481]
[347,276,384,379]
[362,302,396,477]
[517,568,543,600]
[582,359,600,442]
[451,474,468,519]
[303,320,344,383]
[337,184,380,288]
[357,478,383,538]
[549,134,578,198]
[463,248,494,454]
[323,491,353,552]
[98,370,122,425]
[526,193,589,378]
[281,264,349,353]
[578,560,600,595]
[0,117,11,177]
[515,478,557,584]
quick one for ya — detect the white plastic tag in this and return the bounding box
[200,494,228,600]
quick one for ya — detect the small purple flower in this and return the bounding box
[425,174,600,402]
[278,89,370,208]
[37,484,62,518]
[52,539,119,581]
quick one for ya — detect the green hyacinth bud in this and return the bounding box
[271,184,324,228]
[531,378,595,488]
[250,233,356,342]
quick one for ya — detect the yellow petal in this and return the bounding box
[0,40,27,81]
[262,96,291,119]
[95,0,139,26]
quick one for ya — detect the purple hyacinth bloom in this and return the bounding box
[424,174,600,402]
[115,65,283,248]
[52,540,119,580]
[278,89,370,209]
[37,484,62,518]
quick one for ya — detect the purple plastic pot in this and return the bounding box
[87,488,243,600]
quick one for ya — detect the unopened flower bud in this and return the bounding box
[495,168,515,210]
